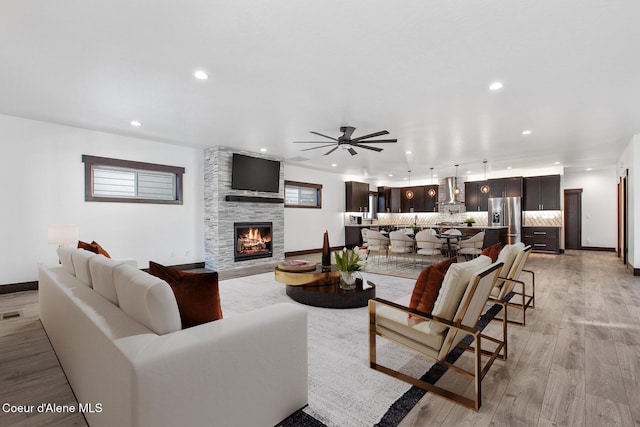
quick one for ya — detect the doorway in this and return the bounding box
[564,189,582,249]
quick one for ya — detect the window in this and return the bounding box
[284,180,322,208]
[82,155,184,204]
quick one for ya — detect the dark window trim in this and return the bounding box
[284,180,322,209]
[82,155,185,205]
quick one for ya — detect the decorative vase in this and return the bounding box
[339,271,357,290]
[322,231,331,272]
[467,222,472,227]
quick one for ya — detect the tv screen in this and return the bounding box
[231,153,281,193]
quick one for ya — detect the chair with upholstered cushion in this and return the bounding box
[361,228,370,249]
[369,256,505,411]
[414,230,443,267]
[439,228,462,256]
[366,230,390,264]
[388,231,415,267]
[457,231,485,260]
[489,243,535,327]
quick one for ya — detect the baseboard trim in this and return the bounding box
[579,246,616,252]
[285,246,343,258]
[0,281,39,294]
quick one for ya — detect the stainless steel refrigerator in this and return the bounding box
[488,197,522,244]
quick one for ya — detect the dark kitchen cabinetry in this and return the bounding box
[488,177,523,198]
[380,185,438,213]
[464,181,489,211]
[522,226,560,253]
[378,186,403,213]
[345,181,369,212]
[344,226,363,248]
[401,186,425,212]
[523,175,561,211]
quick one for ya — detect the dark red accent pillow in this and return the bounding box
[148,261,223,328]
[480,242,502,262]
[409,256,457,317]
[78,240,111,258]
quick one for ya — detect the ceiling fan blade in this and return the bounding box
[324,146,339,156]
[341,126,355,139]
[301,144,337,151]
[309,131,339,141]
[351,130,389,142]
[352,143,383,152]
[351,139,397,143]
[293,141,339,144]
[348,147,358,156]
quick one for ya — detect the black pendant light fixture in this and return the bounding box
[453,164,461,195]
[427,167,436,197]
[405,170,414,199]
[480,160,490,194]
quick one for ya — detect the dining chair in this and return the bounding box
[458,231,485,260]
[414,230,443,267]
[439,228,462,257]
[388,231,415,268]
[365,230,390,265]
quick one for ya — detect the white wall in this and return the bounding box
[563,167,617,248]
[0,114,204,285]
[284,164,347,252]
[619,135,640,268]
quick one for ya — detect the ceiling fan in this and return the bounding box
[293,126,397,156]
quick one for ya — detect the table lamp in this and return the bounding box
[48,225,79,246]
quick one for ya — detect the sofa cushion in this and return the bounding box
[57,246,77,276]
[71,249,96,287]
[408,257,457,324]
[113,264,181,335]
[430,255,491,333]
[78,240,111,258]
[148,261,223,328]
[480,242,502,262]
[90,255,135,305]
[494,242,525,287]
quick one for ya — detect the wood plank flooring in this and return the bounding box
[1,250,638,426]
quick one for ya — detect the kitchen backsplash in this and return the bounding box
[523,210,563,227]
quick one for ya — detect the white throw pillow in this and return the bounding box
[113,264,181,335]
[71,249,96,287]
[430,255,491,333]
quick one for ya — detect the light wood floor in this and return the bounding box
[1,250,638,426]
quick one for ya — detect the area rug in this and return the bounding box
[218,271,502,427]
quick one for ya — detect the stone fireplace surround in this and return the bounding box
[204,146,285,271]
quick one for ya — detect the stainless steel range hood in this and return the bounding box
[440,177,464,205]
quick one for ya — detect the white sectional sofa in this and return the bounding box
[39,247,308,427]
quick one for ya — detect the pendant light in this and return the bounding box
[480,160,490,194]
[405,170,414,199]
[427,167,436,197]
[453,164,461,195]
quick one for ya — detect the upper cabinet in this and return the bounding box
[378,185,438,213]
[488,177,523,198]
[464,181,489,211]
[345,181,370,212]
[523,175,561,211]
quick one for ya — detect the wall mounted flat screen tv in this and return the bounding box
[231,153,281,193]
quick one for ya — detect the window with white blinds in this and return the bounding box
[284,180,322,208]
[82,155,184,204]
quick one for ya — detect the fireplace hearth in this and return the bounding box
[234,222,273,262]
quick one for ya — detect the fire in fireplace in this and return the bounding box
[234,222,273,261]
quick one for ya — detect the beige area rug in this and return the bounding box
[218,271,429,427]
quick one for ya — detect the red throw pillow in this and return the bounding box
[148,261,223,328]
[409,256,457,319]
[78,240,111,258]
[480,242,502,262]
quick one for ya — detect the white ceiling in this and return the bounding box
[2,1,640,181]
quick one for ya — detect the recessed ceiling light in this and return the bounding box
[489,81,503,91]
[130,120,142,127]
[554,161,561,165]
[507,166,513,170]
[466,170,472,174]
[260,148,267,152]
[388,174,393,177]
[194,70,209,80]
[331,163,337,167]
[522,130,532,135]
[433,174,438,178]
[586,168,593,171]
[406,151,412,155]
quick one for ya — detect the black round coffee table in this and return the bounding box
[285,278,376,309]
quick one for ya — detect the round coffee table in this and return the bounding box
[285,278,375,309]
[274,265,375,309]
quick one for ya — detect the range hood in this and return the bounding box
[440,177,464,205]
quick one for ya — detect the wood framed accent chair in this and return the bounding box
[489,243,535,327]
[369,257,505,411]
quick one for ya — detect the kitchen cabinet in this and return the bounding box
[345,181,369,212]
[379,185,437,213]
[488,177,523,198]
[401,186,425,212]
[390,188,402,213]
[523,175,561,211]
[522,226,560,253]
[464,181,489,211]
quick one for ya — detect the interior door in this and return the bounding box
[564,189,582,249]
